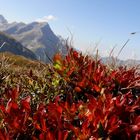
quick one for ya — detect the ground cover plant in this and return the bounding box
[0,49,140,140]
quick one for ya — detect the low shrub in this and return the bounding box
[0,49,140,139]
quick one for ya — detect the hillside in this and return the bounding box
[0,31,37,60]
[0,52,46,70]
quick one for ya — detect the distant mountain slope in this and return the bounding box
[0,15,8,25]
[0,15,67,63]
[101,56,140,67]
[0,31,37,60]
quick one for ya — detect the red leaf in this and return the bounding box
[58,130,63,140]
[63,131,69,140]
[0,130,9,140]
[57,106,63,114]
[6,99,12,113]
[12,87,19,100]
[32,136,38,140]
[82,119,90,133]
[77,77,87,88]
[53,53,62,62]
[39,133,45,140]
[135,116,140,124]
[93,85,100,92]
[12,117,20,129]
[67,67,75,76]
[46,131,55,140]
[66,56,71,63]
[109,115,118,126]
[11,102,19,110]
[0,105,5,113]
[0,130,5,140]
[110,71,117,79]
[34,123,41,130]
[58,130,68,140]
[131,125,140,132]
[73,51,79,58]
[87,62,93,76]
[135,134,140,140]
[74,87,81,92]
[41,118,47,131]
[21,96,31,111]
[29,69,33,77]
[6,100,18,113]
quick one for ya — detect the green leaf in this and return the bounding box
[54,63,62,70]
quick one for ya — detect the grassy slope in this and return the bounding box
[0,52,52,96]
[0,52,46,71]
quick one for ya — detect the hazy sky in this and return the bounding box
[0,0,140,59]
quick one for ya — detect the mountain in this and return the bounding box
[0,15,67,63]
[101,56,140,67]
[0,15,8,25]
[0,31,37,60]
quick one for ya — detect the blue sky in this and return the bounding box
[0,0,140,59]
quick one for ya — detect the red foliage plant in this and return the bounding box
[0,87,140,139]
[53,49,140,97]
[0,49,140,139]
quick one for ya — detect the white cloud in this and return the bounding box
[36,15,57,23]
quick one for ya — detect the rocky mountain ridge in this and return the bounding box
[0,15,67,63]
[0,31,37,60]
